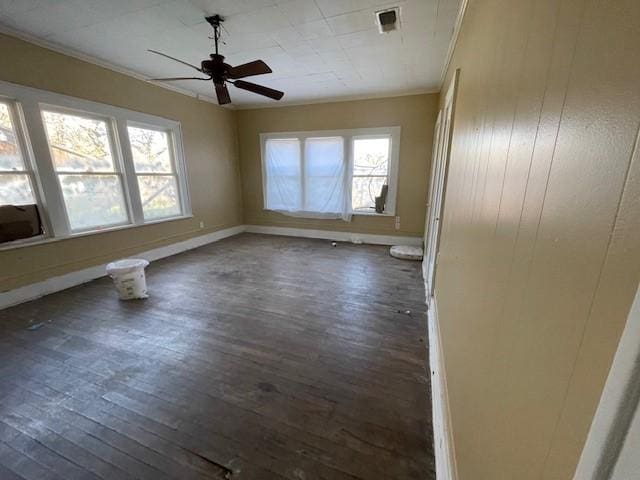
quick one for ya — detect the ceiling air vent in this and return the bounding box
[375,7,400,33]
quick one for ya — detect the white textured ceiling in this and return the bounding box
[0,0,461,107]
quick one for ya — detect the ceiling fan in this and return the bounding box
[147,14,284,105]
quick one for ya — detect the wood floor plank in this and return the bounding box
[10,324,430,448]
[0,234,434,479]
[0,441,65,480]
[0,382,227,480]
[0,461,24,480]
[0,398,138,480]
[0,419,99,480]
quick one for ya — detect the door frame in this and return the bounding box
[573,281,640,479]
[424,69,460,302]
[425,110,443,254]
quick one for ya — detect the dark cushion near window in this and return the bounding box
[0,204,42,243]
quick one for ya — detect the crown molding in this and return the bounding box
[234,87,441,110]
[440,0,469,87]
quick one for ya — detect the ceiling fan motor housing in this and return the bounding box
[202,54,230,85]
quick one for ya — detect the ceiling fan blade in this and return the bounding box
[227,60,272,79]
[149,77,211,81]
[148,49,202,72]
[233,80,284,101]
[215,83,231,105]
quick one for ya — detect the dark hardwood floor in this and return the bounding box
[0,233,434,479]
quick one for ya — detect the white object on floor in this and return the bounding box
[390,245,424,260]
[106,258,149,300]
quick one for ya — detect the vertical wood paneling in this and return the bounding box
[435,0,640,477]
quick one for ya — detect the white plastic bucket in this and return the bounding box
[106,258,149,300]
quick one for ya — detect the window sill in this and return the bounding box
[352,211,395,217]
[265,208,395,219]
[0,214,193,252]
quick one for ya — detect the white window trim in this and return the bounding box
[0,96,50,238]
[259,126,401,218]
[126,120,189,222]
[0,79,192,247]
[40,104,133,233]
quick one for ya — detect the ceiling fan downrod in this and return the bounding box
[205,14,224,56]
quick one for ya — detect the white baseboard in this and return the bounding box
[427,294,458,480]
[0,225,244,310]
[245,225,423,246]
[1,224,420,310]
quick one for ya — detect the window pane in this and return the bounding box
[352,176,387,211]
[58,174,127,230]
[0,103,25,171]
[137,175,181,219]
[42,110,115,172]
[304,137,345,212]
[264,138,301,211]
[0,174,35,205]
[128,126,173,173]
[353,137,390,176]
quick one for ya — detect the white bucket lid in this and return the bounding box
[106,258,149,275]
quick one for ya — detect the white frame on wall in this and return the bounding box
[0,96,48,234]
[259,126,401,218]
[0,79,192,249]
[126,120,188,222]
[40,104,133,233]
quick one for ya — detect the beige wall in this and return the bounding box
[436,0,640,478]
[236,94,438,237]
[2,46,438,292]
[0,33,243,292]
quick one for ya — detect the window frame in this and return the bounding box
[0,95,40,209]
[260,126,401,217]
[0,80,192,249]
[126,120,186,222]
[0,96,49,244]
[40,104,132,233]
[303,136,346,213]
[350,133,395,215]
[262,136,304,211]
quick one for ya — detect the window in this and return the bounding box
[261,127,399,220]
[42,109,128,231]
[263,136,347,215]
[0,80,191,246]
[351,136,391,213]
[128,125,181,220]
[264,138,302,211]
[305,137,345,213]
[0,101,36,206]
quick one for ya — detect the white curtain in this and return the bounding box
[263,138,302,211]
[264,136,351,221]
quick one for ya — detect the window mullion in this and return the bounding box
[166,131,186,215]
[116,119,144,224]
[345,136,353,214]
[300,137,305,211]
[20,99,70,236]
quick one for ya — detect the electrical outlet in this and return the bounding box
[395,216,401,230]
[199,221,204,229]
